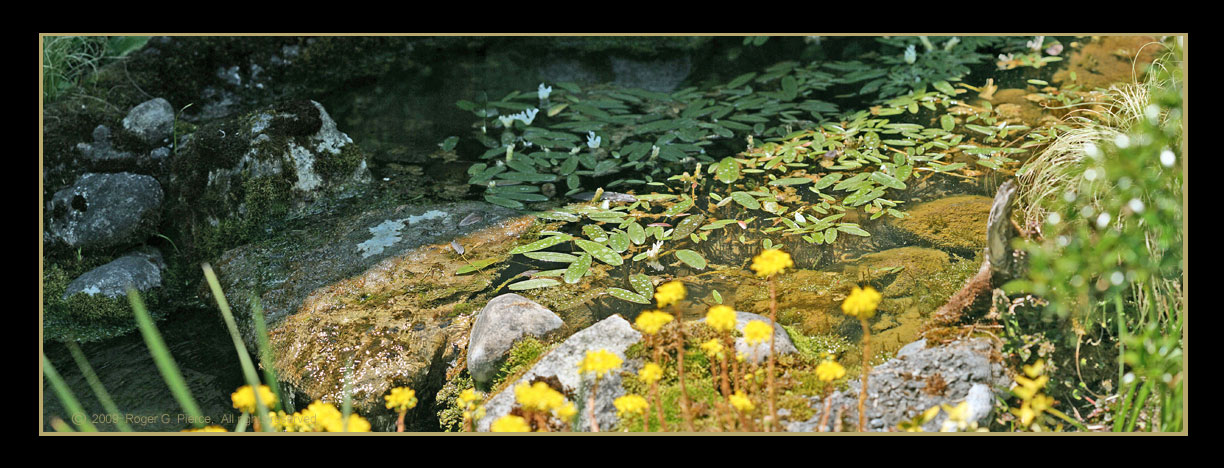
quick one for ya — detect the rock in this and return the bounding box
[467,293,564,387]
[47,172,164,251]
[164,99,372,260]
[698,311,797,364]
[212,199,533,431]
[76,125,137,168]
[122,98,175,145]
[63,247,165,300]
[786,338,1009,432]
[895,338,927,359]
[476,314,642,432]
[887,195,992,255]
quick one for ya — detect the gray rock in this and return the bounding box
[896,338,927,359]
[76,125,136,167]
[467,293,564,387]
[476,314,642,432]
[786,338,1009,432]
[63,248,165,299]
[122,98,175,145]
[697,311,797,364]
[47,172,164,251]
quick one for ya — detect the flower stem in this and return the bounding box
[589,378,600,432]
[674,307,695,432]
[818,384,833,432]
[766,277,778,432]
[396,410,406,432]
[858,318,871,432]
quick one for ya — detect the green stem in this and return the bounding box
[128,288,205,428]
[1125,379,1154,432]
[42,356,98,432]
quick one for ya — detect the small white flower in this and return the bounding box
[903,45,917,64]
[538,83,552,101]
[943,37,960,51]
[1027,36,1045,51]
[498,115,514,129]
[587,131,602,149]
[646,240,664,259]
[515,108,539,126]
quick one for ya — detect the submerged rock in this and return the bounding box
[786,338,1009,432]
[887,195,992,255]
[467,293,564,387]
[46,172,164,252]
[476,314,642,432]
[63,247,165,300]
[212,199,533,430]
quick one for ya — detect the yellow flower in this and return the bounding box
[556,401,578,420]
[654,281,687,308]
[1023,360,1046,378]
[841,285,882,319]
[298,401,343,432]
[638,362,663,385]
[459,388,482,409]
[1012,402,1037,426]
[1013,374,1049,401]
[230,384,278,414]
[705,305,738,333]
[267,410,290,432]
[700,339,724,358]
[326,414,371,432]
[514,382,566,413]
[815,360,846,383]
[578,349,623,378]
[940,400,970,430]
[182,425,227,432]
[729,390,755,412]
[385,387,418,412]
[743,320,773,345]
[634,310,674,335]
[613,394,650,417]
[491,414,532,432]
[751,249,793,278]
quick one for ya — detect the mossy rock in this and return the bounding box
[887,195,992,255]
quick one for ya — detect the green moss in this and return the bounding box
[314,142,366,183]
[435,374,475,432]
[484,337,551,393]
[42,262,163,343]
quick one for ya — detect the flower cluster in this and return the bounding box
[654,281,686,308]
[514,381,567,413]
[729,390,755,412]
[700,339,724,359]
[638,362,663,385]
[705,305,737,333]
[578,349,623,379]
[230,384,277,414]
[743,320,773,345]
[498,108,540,128]
[751,249,793,278]
[634,310,674,335]
[613,394,649,417]
[281,401,372,432]
[1011,360,1054,428]
[491,414,532,432]
[815,360,846,383]
[841,285,882,319]
[384,387,418,412]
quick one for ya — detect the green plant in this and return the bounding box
[43,36,149,102]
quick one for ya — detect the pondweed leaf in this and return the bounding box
[628,222,646,245]
[509,234,572,255]
[456,258,499,275]
[609,230,630,253]
[509,278,560,290]
[608,287,651,304]
[574,239,623,266]
[716,157,741,184]
[674,249,707,270]
[731,191,761,210]
[629,274,654,297]
[523,251,579,263]
[564,253,592,284]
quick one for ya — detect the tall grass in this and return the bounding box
[42,36,148,102]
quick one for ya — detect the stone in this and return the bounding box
[47,172,164,251]
[476,314,642,432]
[467,293,564,387]
[698,311,797,364]
[76,125,137,168]
[785,338,1009,432]
[122,98,175,145]
[63,247,165,300]
[887,195,993,255]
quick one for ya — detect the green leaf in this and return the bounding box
[712,289,723,304]
[726,72,758,89]
[836,224,871,236]
[583,224,609,242]
[812,173,842,190]
[628,222,646,245]
[485,195,524,210]
[509,234,573,255]
[608,287,651,304]
[508,278,561,291]
[674,249,707,270]
[769,177,812,186]
[564,253,592,284]
[574,239,623,266]
[870,171,906,190]
[456,258,500,275]
[664,197,694,217]
[629,274,654,297]
[824,227,838,244]
[716,157,741,184]
[523,251,579,263]
[731,191,761,210]
[673,214,705,239]
[940,114,955,132]
[609,230,631,253]
[933,80,957,96]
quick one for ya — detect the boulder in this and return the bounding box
[697,311,797,364]
[122,98,175,145]
[887,195,992,255]
[467,294,564,387]
[46,172,163,252]
[63,247,165,300]
[786,338,1009,432]
[76,125,137,169]
[476,314,642,432]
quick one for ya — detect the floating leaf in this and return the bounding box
[484,195,524,210]
[608,230,630,253]
[716,157,741,184]
[574,239,623,266]
[628,222,646,245]
[940,114,955,132]
[836,224,871,236]
[523,251,579,263]
[870,171,906,190]
[730,191,760,210]
[674,249,707,270]
[582,224,608,242]
[769,177,812,186]
[824,227,838,244]
[564,253,592,284]
[629,274,654,297]
[509,234,572,255]
[672,214,705,239]
[508,278,560,290]
[455,258,499,275]
[663,197,694,217]
[711,289,723,304]
[608,288,651,304]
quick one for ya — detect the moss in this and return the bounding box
[314,139,366,183]
[42,262,163,343]
[435,374,475,432]
[888,196,992,254]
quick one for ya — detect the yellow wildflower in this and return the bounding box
[230,384,278,414]
[182,425,227,432]
[634,310,674,335]
[1013,401,1037,426]
[556,401,578,420]
[815,360,846,383]
[729,390,755,412]
[841,285,882,319]
[325,414,371,432]
[300,401,343,432]
[638,362,663,385]
[700,339,724,358]
[578,349,623,378]
[613,394,650,417]
[751,249,793,278]
[705,305,738,333]
[1023,360,1046,378]
[491,414,532,432]
[743,320,773,345]
[459,388,482,409]
[654,281,687,308]
[940,400,971,432]
[385,387,418,412]
[514,382,566,413]
[1013,374,1049,401]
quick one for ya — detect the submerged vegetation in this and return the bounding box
[42,35,1185,433]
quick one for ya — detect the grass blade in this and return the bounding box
[128,287,204,428]
[42,355,98,432]
[250,295,284,411]
[342,358,353,432]
[201,263,272,431]
[66,341,133,431]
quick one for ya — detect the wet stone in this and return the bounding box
[47,172,163,251]
[122,98,175,146]
[467,293,564,387]
[64,247,165,300]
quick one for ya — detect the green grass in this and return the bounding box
[43,36,149,103]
